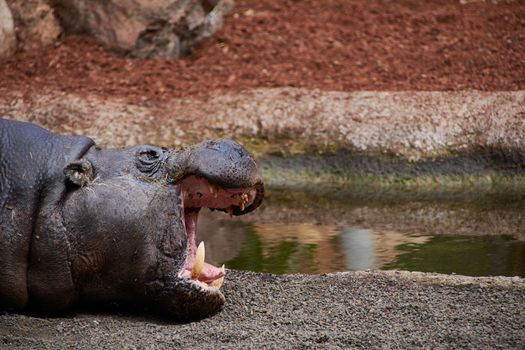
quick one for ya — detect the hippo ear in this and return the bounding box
[64,159,94,187]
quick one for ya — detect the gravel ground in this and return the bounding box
[2,0,524,101]
[1,270,523,349]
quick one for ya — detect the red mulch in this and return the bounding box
[1,0,524,103]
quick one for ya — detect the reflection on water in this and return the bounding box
[341,228,374,270]
[196,190,525,277]
[341,228,432,271]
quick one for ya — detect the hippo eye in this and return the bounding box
[136,146,165,174]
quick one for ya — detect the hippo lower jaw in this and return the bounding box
[164,174,262,316]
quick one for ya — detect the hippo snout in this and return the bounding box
[166,139,264,215]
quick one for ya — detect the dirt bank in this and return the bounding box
[1,270,523,349]
[1,88,524,160]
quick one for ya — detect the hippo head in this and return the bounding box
[59,139,263,320]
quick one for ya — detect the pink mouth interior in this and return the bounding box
[177,175,257,286]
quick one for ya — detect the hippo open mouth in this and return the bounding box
[177,175,262,289]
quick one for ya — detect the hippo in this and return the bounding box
[0,118,263,320]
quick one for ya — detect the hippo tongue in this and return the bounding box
[187,263,225,284]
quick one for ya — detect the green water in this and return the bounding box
[382,235,524,276]
[197,189,525,277]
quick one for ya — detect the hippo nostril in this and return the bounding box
[138,148,162,162]
[140,151,159,160]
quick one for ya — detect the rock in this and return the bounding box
[6,0,62,51]
[0,0,16,58]
[51,0,234,58]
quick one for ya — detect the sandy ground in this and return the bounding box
[1,270,523,349]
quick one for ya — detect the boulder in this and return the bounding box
[51,0,234,58]
[0,0,16,58]
[6,0,62,52]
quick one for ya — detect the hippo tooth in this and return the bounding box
[239,193,249,212]
[191,241,205,279]
[209,184,218,198]
[227,206,233,218]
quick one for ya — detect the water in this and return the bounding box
[197,189,525,277]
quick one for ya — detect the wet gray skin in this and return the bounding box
[0,119,264,320]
